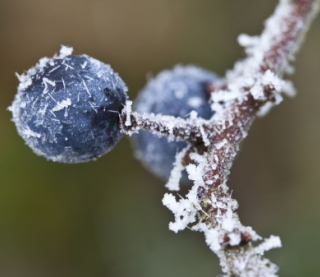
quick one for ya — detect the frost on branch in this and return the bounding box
[160,0,319,276]
[165,146,191,191]
[163,151,282,276]
[124,100,133,126]
[120,0,318,276]
[120,100,215,146]
[211,0,319,120]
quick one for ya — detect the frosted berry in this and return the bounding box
[10,46,127,163]
[131,66,218,182]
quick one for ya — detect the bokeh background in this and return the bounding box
[0,0,319,276]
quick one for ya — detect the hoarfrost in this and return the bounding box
[255,236,282,255]
[228,233,241,246]
[124,101,133,127]
[59,45,73,58]
[206,1,306,120]
[15,45,73,93]
[205,229,221,252]
[52,98,72,112]
[165,146,190,191]
[200,125,210,147]
[257,102,274,117]
[42,77,56,94]
[159,0,318,275]
[23,126,41,138]
[82,79,92,97]
[162,192,197,233]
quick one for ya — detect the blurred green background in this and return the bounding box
[0,0,319,276]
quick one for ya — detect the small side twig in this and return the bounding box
[121,110,214,148]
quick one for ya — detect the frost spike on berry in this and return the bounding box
[131,65,219,182]
[10,46,128,163]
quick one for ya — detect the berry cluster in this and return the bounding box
[10,47,218,181]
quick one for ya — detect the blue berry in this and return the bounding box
[131,66,218,182]
[10,47,128,163]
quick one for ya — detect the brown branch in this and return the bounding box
[203,96,259,189]
[122,0,318,275]
[193,0,319,275]
[203,0,319,209]
[261,0,318,74]
[163,0,318,276]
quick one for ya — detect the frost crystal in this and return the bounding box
[256,236,282,255]
[124,100,133,127]
[165,146,190,191]
[59,45,73,58]
[52,98,72,112]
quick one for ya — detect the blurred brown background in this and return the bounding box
[0,0,319,276]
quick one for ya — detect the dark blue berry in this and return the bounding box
[131,66,218,182]
[10,47,128,163]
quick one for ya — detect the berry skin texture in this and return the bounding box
[131,66,218,182]
[10,46,128,163]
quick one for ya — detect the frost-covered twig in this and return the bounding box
[163,0,319,276]
[120,108,215,147]
[165,146,192,191]
[119,0,318,276]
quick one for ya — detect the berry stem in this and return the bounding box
[120,110,215,148]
